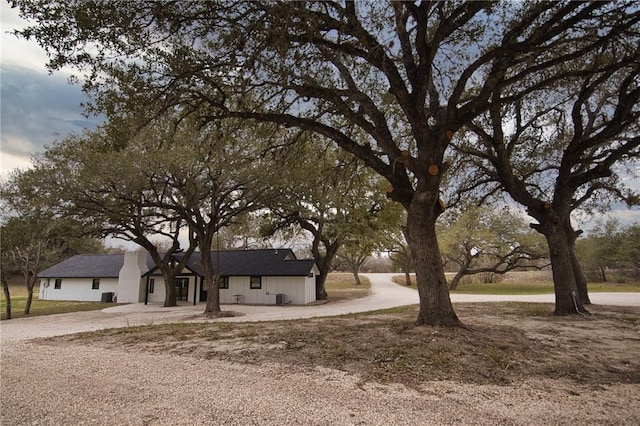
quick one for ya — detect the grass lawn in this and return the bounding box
[324,273,371,302]
[1,284,116,320]
[392,274,640,294]
[454,281,640,294]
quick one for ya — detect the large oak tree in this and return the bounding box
[13,1,636,325]
[454,42,639,314]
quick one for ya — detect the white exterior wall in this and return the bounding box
[117,252,149,303]
[39,278,118,301]
[305,264,320,303]
[145,275,198,304]
[223,273,316,305]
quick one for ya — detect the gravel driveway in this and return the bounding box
[2,274,638,425]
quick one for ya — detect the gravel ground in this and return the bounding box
[2,275,639,425]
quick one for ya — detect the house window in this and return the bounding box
[54,278,62,289]
[218,276,229,289]
[92,278,100,290]
[149,278,155,294]
[250,276,262,289]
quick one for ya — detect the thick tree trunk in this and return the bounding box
[2,276,12,320]
[570,250,591,305]
[544,227,587,315]
[530,206,589,316]
[202,250,221,315]
[163,275,178,307]
[405,196,461,327]
[312,242,340,300]
[204,275,220,315]
[565,221,591,305]
[315,268,329,300]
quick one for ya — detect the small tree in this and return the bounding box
[576,220,640,282]
[2,169,105,314]
[619,224,640,281]
[438,206,549,290]
[387,226,413,286]
[581,219,622,282]
[1,225,15,319]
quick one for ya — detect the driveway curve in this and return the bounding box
[1,273,638,343]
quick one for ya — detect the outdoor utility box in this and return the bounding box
[101,292,114,303]
[276,293,287,306]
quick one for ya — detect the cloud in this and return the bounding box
[1,2,102,176]
[1,1,51,72]
[0,66,102,175]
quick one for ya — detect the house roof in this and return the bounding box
[38,254,151,278]
[173,249,316,278]
[38,249,316,279]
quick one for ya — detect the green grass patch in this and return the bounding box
[1,284,115,320]
[584,282,640,292]
[392,274,640,294]
[452,282,555,295]
[453,281,640,294]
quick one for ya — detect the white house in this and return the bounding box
[38,254,131,302]
[38,249,319,305]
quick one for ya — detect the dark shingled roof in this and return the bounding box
[39,254,123,278]
[38,249,315,279]
[177,249,316,277]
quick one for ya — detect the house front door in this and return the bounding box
[176,277,189,302]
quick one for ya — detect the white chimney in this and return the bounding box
[117,252,149,303]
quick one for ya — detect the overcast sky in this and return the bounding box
[1,2,102,177]
[0,2,636,229]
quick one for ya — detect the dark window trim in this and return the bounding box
[218,276,229,289]
[92,278,100,290]
[250,276,262,290]
[54,278,62,289]
[149,278,155,294]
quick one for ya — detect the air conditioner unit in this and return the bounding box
[275,293,286,306]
